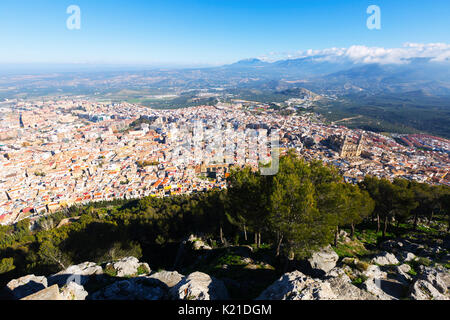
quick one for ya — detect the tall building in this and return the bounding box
[19,113,24,128]
[340,134,364,159]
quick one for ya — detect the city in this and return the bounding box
[0,97,448,226]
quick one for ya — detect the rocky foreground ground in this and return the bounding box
[2,234,449,300]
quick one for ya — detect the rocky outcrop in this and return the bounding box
[149,271,184,288]
[106,257,151,277]
[90,277,166,300]
[257,270,378,300]
[188,235,212,251]
[371,252,399,266]
[48,261,103,286]
[362,278,398,300]
[256,271,332,300]
[170,272,229,300]
[60,282,89,300]
[327,272,377,300]
[308,246,339,274]
[407,265,449,300]
[5,252,448,301]
[21,284,61,301]
[409,280,448,300]
[338,230,351,243]
[395,264,413,285]
[397,251,417,263]
[6,275,48,299]
[362,264,387,279]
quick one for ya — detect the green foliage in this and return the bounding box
[416,257,432,267]
[352,275,368,286]
[216,254,246,267]
[226,151,374,260]
[137,264,150,275]
[352,275,368,287]
[407,266,418,277]
[0,258,15,274]
[269,152,336,259]
[335,241,370,259]
[104,264,117,277]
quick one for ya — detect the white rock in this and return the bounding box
[107,257,150,277]
[49,261,103,286]
[328,267,351,282]
[308,246,339,274]
[398,251,417,262]
[410,280,449,300]
[395,264,412,284]
[418,266,447,294]
[91,277,166,300]
[170,272,229,300]
[60,282,88,300]
[371,252,399,266]
[363,265,387,279]
[149,271,184,288]
[362,278,396,300]
[257,270,377,300]
[6,275,48,299]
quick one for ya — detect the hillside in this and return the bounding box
[0,154,449,300]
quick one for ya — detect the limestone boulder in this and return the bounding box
[308,246,339,274]
[362,278,399,300]
[257,270,378,300]
[371,252,399,266]
[397,251,417,263]
[91,277,166,300]
[409,280,449,300]
[60,282,89,300]
[48,261,103,286]
[188,235,212,251]
[395,264,413,285]
[106,257,151,277]
[170,272,229,300]
[362,264,387,279]
[417,266,447,294]
[149,271,184,288]
[327,274,378,300]
[256,271,322,300]
[7,275,48,299]
[21,284,61,301]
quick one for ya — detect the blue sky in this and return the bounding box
[0,0,449,66]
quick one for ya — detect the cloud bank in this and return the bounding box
[260,43,450,64]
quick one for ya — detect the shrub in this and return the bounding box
[417,257,432,267]
[352,275,368,286]
[355,260,370,272]
[137,264,150,275]
[0,258,15,274]
[342,257,369,272]
[104,264,117,277]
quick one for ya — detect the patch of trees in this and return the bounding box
[360,176,450,235]
[226,151,375,262]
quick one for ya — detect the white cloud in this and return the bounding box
[259,43,450,64]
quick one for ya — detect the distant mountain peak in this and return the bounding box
[228,58,268,67]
